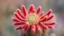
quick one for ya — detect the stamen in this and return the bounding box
[26,13,39,24]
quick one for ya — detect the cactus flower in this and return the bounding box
[12,4,56,33]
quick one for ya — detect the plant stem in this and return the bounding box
[21,29,48,36]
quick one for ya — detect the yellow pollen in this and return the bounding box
[26,13,39,24]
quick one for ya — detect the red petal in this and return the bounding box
[40,9,52,19]
[31,24,36,33]
[14,12,25,21]
[40,14,46,19]
[29,4,35,13]
[16,25,25,30]
[39,11,44,16]
[47,25,54,29]
[32,9,35,13]
[46,9,52,16]
[44,22,56,25]
[36,6,42,14]
[36,24,42,32]
[24,24,30,32]
[22,5,27,16]
[16,9,25,19]
[14,21,25,26]
[16,26,22,30]
[40,23,48,30]
[12,18,20,22]
[46,14,54,21]
[40,17,46,22]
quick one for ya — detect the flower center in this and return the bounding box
[26,13,39,24]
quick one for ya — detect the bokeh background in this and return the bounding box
[0,0,64,36]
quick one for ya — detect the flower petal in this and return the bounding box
[40,14,47,19]
[40,17,47,22]
[47,25,54,29]
[16,9,25,18]
[46,14,54,21]
[22,5,27,16]
[12,18,20,22]
[36,6,42,14]
[40,9,52,19]
[14,21,25,26]
[16,25,25,30]
[14,12,26,21]
[40,14,54,22]
[40,23,48,30]
[24,24,30,32]
[36,24,42,32]
[44,22,56,25]
[29,4,35,13]
[46,9,52,16]
[31,24,36,33]
[39,11,44,16]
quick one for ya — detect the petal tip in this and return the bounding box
[22,5,25,8]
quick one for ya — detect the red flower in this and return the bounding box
[12,4,56,33]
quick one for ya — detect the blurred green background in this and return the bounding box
[0,0,64,36]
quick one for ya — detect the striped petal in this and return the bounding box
[39,11,44,16]
[40,9,52,19]
[14,12,25,21]
[14,21,25,26]
[40,17,47,22]
[24,24,30,31]
[36,24,42,32]
[40,14,47,19]
[46,14,54,21]
[16,9,25,19]
[36,6,42,14]
[12,18,20,22]
[22,5,27,16]
[44,22,56,25]
[16,25,25,30]
[40,23,48,30]
[47,25,54,29]
[29,4,35,13]
[46,9,52,16]
[31,24,36,33]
